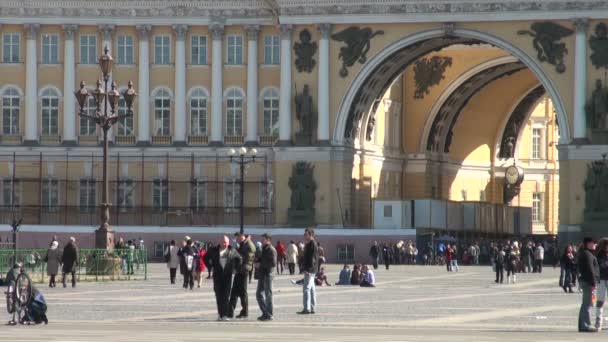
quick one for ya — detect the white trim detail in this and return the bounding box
[0,84,24,97]
[150,86,174,99]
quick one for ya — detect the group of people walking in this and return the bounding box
[164,228,322,321]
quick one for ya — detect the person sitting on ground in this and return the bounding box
[335,264,351,285]
[360,265,376,287]
[350,264,362,285]
[315,267,331,286]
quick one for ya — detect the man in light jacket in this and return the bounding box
[287,241,298,275]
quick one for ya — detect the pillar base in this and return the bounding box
[244,140,259,146]
[276,140,292,147]
[136,141,151,147]
[22,140,39,146]
[209,141,224,147]
[316,139,331,146]
[95,228,115,252]
[571,137,589,145]
[61,140,78,147]
[172,140,188,147]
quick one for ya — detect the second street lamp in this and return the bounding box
[228,147,257,235]
[74,46,137,251]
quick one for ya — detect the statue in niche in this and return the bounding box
[584,156,608,213]
[295,85,316,145]
[517,22,574,73]
[586,79,608,130]
[413,56,453,99]
[590,23,608,70]
[443,130,453,153]
[288,162,317,226]
[331,26,384,77]
[365,115,375,141]
[293,29,317,73]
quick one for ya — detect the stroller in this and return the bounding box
[5,264,48,325]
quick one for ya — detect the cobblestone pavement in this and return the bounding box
[1,264,604,341]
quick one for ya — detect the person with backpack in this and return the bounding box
[495,246,505,284]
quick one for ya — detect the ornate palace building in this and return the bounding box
[0,0,605,256]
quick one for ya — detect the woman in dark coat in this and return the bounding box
[61,237,79,288]
[44,241,61,288]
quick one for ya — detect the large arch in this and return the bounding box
[333,28,571,146]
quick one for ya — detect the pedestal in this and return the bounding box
[591,129,608,144]
[295,132,312,146]
[288,208,315,227]
[95,228,115,252]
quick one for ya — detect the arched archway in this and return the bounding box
[333,28,570,146]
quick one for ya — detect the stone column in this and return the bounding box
[173,24,188,145]
[210,23,224,145]
[278,24,293,145]
[24,24,40,145]
[62,24,78,145]
[99,24,115,141]
[245,25,260,145]
[317,23,331,145]
[573,18,588,143]
[136,25,151,145]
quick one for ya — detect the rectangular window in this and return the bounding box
[153,178,168,210]
[79,178,96,213]
[532,192,543,222]
[41,96,59,135]
[337,244,355,263]
[226,35,243,65]
[2,33,19,63]
[263,96,279,135]
[190,179,206,210]
[531,127,542,160]
[117,99,134,136]
[42,178,59,212]
[117,179,134,212]
[154,35,170,65]
[80,35,97,64]
[2,93,19,135]
[191,36,207,65]
[117,35,134,65]
[2,179,20,208]
[42,34,59,64]
[263,35,279,65]
[224,179,241,209]
[383,205,392,218]
[154,241,168,258]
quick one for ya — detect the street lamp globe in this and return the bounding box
[239,147,247,156]
[98,46,114,77]
[228,148,237,157]
[250,148,257,157]
[74,81,89,110]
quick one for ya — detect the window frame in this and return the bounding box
[41,33,59,64]
[226,34,243,65]
[153,89,171,136]
[2,88,20,135]
[262,88,279,136]
[532,192,544,223]
[154,35,171,65]
[80,97,97,136]
[224,178,242,211]
[117,178,135,212]
[152,178,169,211]
[189,88,208,136]
[225,88,243,136]
[2,178,21,209]
[41,89,59,136]
[80,35,97,65]
[2,33,20,63]
[41,177,59,212]
[78,178,96,214]
[263,35,280,65]
[117,34,134,65]
[190,178,207,211]
[190,35,208,65]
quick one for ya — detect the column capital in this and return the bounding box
[24,24,40,40]
[279,24,293,39]
[245,25,260,41]
[316,24,332,39]
[572,17,589,32]
[62,24,79,39]
[172,24,189,40]
[210,23,224,40]
[98,24,115,41]
[136,25,152,39]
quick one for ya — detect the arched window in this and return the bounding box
[41,88,59,136]
[189,88,208,136]
[262,88,279,136]
[2,88,20,135]
[80,97,97,136]
[225,88,243,136]
[153,89,171,136]
[117,97,133,136]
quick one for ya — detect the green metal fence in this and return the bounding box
[0,248,147,282]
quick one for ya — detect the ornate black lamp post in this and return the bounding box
[74,46,137,250]
[10,218,22,264]
[228,147,257,234]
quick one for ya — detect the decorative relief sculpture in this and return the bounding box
[586,79,608,130]
[584,155,608,214]
[499,86,545,158]
[517,22,574,73]
[413,56,453,99]
[331,26,384,77]
[294,85,316,145]
[288,162,317,226]
[590,23,608,70]
[365,115,376,141]
[293,29,317,73]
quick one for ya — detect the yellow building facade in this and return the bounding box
[0,0,603,242]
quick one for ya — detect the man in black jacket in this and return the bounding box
[204,235,242,321]
[297,227,318,315]
[369,241,379,270]
[61,237,79,288]
[578,237,600,332]
[256,233,277,321]
[228,232,255,319]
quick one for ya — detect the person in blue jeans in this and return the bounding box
[578,237,599,333]
[297,227,318,315]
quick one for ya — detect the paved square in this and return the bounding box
[1,264,603,341]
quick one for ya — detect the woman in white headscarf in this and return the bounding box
[44,241,61,288]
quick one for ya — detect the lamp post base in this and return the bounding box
[95,227,115,252]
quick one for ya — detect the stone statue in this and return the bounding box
[331,26,384,77]
[288,162,317,226]
[293,29,317,73]
[517,22,574,73]
[586,79,608,130]
[294,85,316,145]
[585,159,605,213]
[590,23,608,70]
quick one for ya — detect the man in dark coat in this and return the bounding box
[297,227,319,315]
[369,241,380,269]
[229,232,255,319]
[256,233,277,321]
[578,237,600,332]
[177,238,194,290]
[382,243,392,270]
[204,235,242,321]
[61,237,79,288]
